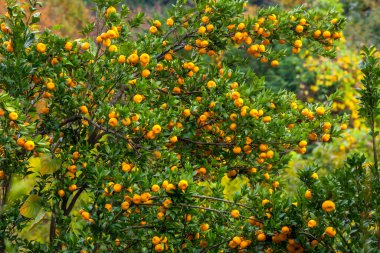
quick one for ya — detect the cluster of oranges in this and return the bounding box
[0,0,349,252]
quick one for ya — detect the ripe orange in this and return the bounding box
[36,43,47,53]
[152,236,161,245]
[118,55,126,64]
[200,223,209,231]
[262,199,270,206]
[198,26,206,35]
[105,6,117,17]
[152,125,161,134]
[68,165,77,173]
[149,26,158,34]
[81,42,90,51]
[305,189,312,200]
[323,30,331,38]
[259,144,268,152]
[109,118,118,127]
[140,53,150,65]
[322,200,335,212]
[281,226,290,234]
[46,82,55,90]
[234,98,244,107]
[169,136,178,143]
[308,219,317,228]
[272,181,279,188]
[166,18,174,26]
[58,190,65,197]
[51,58,59,65]
[133,94,143,103]
[257,233,266,241]
[325,227,336,237]
[311,239,318,248]
[322,134,330,142]
[295,25,303,33]
[24,141,35,151]
[108,45,117,52]
[313,30,321,39]
[237,22,245,30]
[151,184,160,192]
[128,53,139,64]
[142,69,150,78]
[263,116,271,123]
[81,211,90,220]
[231,209,240,218]
[80,106,88,114]
[207,80,216,89]
[178,180,188,190]
[8,112,18,121]
[154,244,164,252]
[68,184,77,192]
[298,140,307,148]
[316,106,325,115]
[153,20,161,28]
[270,60,279,67]
[233,146,241,154]
[113,183,122,192]
[16,138,25,147]
[293,40,302,48]
[121,201,130,210]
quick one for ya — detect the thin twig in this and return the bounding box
[178,137,235,147]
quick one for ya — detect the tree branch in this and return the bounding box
[178,137,235,147]
[64,184,87,216]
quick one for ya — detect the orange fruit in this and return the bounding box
[142,69,151,78]
[257,233,266,241]
[231,209,240,218]
[113,183,122,192]
[64,42,73,51]
[68,184,77,192]
[178,180,188,190]
[166,18,174,26]
[16,138,25,147]
[121,201,130,210]
[109,118,118,127]
[305,189,312,200]
[81,211,90,220]
[270,60,279,67]
[24,141,35,151]
[58,190,65,197]
[80,106,88,114]
[46,82,55,90]
[200,223,209,231]
[151,184,160,192]
[81,42,90,50]
[8,112,18,121]
[36,43,47,53]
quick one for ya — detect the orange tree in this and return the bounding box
[0,0,348,252]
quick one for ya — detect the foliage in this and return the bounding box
[340,0,380,48]
[1,0,378,252]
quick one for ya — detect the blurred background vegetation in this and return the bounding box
[1,0,378,47]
